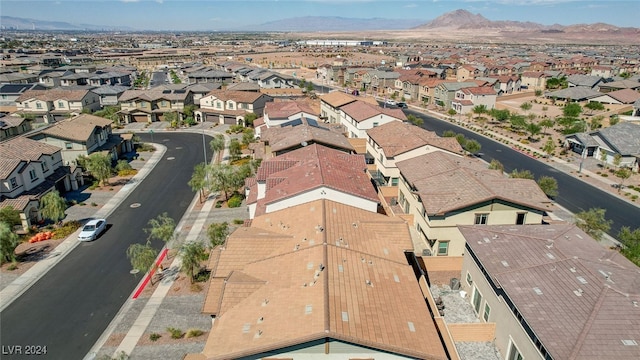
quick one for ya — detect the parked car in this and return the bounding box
[78,219,107,241]
[385,99,397,106]
[397,102,408,109]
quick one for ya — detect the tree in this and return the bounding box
[510,169,535,180]
[0,206,21,228]
[454,133,467,147]
[208,222,229,248]
[165,111,179,128]
[613,153,622,169]
[537,176,558,198]
[208,163,242,200]
[562,103,582,118]
[127,242,158,283]
[535,89,543,97]
[463,139,481,156]
[509,114,527,131]
[180,242,207,283]
[188,163,209,203]
[489,108,510,123]
[244,112,258,127]
[614,167,632,193]
[584,101,604,114]
[542,137,555,158]
[589,115,604,130]
[93,105,121,124]
[575,208,611,241]
[1,221,20,264]
[618,226,640,266]
[86,153,112,186]
[242,129,255,146]
[599,150,608,168]
[488,159,504,173]
[525,122,542,140]
[472,105,487,119]
[40,190,67,225]
[144,212,176,245]
[442,130,456,138]
[519,102,532,114]
[447,108,457,118]
[609,114,620,126]
[406,114,423,127]
[210,134,226,161]
[229,139,242,161]
[539,118,555,135]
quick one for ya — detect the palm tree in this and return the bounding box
[209,134,226,162]
[180,242,207,283]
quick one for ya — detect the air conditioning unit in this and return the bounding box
[422,249,432,256]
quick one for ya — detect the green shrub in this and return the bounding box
[149,333,161,341]
[601,173,609,177]
[233,219,244,225]
[186,329,204,338]
[227,194,243,208]
[118,169,138,177]
[7,262,18,271]
[91,202,98,207]
[167,327,184,339]
[215,202,222,208]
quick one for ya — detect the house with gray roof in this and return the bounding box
[544,87,602,102]
[91,85,130,107]
[567,74,604,89]
[433,81,478,109]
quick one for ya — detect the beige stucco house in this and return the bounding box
[451,86,497,115]
[339,100,406,139]
[196,89,272,126]
[118,87,194,124]
[15,88,101,123]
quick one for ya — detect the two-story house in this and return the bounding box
[0,83,47,113]
[257,100,318,137]
[259,118,354,157]
[0,114,33,141]
[456,65,484,82]
[418,78,446,106]
[520,71,550,91]
[28,114,134,166]
[451,86,497,114]
[395,151,551,256]
[15,88,101,123]
[118,87,194,123]
[394,69,438,101]
[433,81,479,109]
[196,89,272,125]
[255,72,296,89]
[91,85,130,107]
[340,100,407,139]
[187,69,234,85]
[366,121,463,186]
[0,137,82,230]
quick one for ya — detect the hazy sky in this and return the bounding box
[1,0,638,31]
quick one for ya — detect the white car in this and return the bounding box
[385,99,397,106]
[78,219,107,241]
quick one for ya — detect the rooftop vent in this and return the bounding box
[338,265,344,273]
[577,276,588,284]
[257,316,264,324]
[501,260,509,267]
[307,262,314,270]
[341,311,349,322]
[546,253,555,260]
[573,289,584,297]
[483,237,491,243]
[254,330,263,338]
[570,267,577,273]
[305,305,312,315]
[262,298,269,306]
[621,340,638,346]
[533,287,543,295]
[407,322,416,332]
[242,323,251,333]
[366,280,373,287]
[393,274,400,283]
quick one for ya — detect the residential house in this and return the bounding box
[39,70,72,87]
[433,81,479,109]
[589,88,640,105]
[567,75,604,90]
[520,72,550,91]
[451,86,497,114]
[0,83,47,112]
[196,89,272,125]
[186,83,222,106]
[259,118,354,157]
[191,199,449,360]
[487,75,521,95]
[255,72,296,89]
[396,152,551,256]
[418,78,446,106]
[456,65,483,82]
[27,114,134,166]
[340,100,407,139]
[544,87,602,102]
[259,100,318,133]
[634,98,640,117]
[590,65,615,78]
[394,69,438,101]
[0,137,82,230]
[0,72,39,84]
[244,144,378,219]
[564,122,640,172]
[366,121,463,186]
[15,88,101,123]
[361,70,400,96]
[59,72,90,87]
[91,85,129,107]
[187,68,234,84]
[0,114,32,141]
[118,87,194,124]
[459,224,640,360]
[319,91,360,124]
[598,79,640,93]
[87,70,132,87]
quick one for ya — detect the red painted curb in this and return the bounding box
[132,248,168,299]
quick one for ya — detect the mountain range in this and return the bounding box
[1,10,638,34]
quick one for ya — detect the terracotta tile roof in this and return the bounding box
[265,100,317,119]
[460,86,497,96]
[0,114,27,129]
[0,195,33,211]
[605,88,640,104]
[367,121,464,157]
[257,144,378,206]
[201,199,448,360]
[340,100,407,123]
[204,89,265,103]
[260,121,354,154]
[461,224,640,360]
[419,78,446,88]
[15,88,91,102]
[396,152,550,215]
[39,114,112,142]
[0,136,61,161]
[319,91,359,107]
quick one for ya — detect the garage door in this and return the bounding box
[223,116,236,125]
[132,114,148,122]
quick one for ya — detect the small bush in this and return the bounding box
[79,202,87,206]
[149,333,161,342]
[7,262,18,271]
[186,329,204,338]
[233,219,244,225]
[91,202,98,207]
[118,169,138,177]
[190,283,203,292]
[136,143,155,152]
[601,173,609,177]
[227,194,243,208]
[215,202,222,208]
[167,327,184,339]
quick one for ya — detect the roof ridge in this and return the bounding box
[568,286,610,359]
[322,199,330,333]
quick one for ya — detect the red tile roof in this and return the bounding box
[367,121,463,157]
[340,100,407,123]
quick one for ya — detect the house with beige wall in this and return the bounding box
[319,91,360,124]
[520,72,549,91]
[15,88,101,123]
[366,121,463,186]
[395,152,551,256]
[196,89,272,126]
[118,87,194,124]
[339,100,406,138]
[451,86,497,114]
[459,224,640,360]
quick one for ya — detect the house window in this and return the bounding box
[483,303,491,322]
[9,177,18,189]
[29,169,38,181]
[379,153,383,164]
[41,161,49,173]
[472,287,483,314]
[65,142,72,149]
[373,122,379,127]
[58,101,64,108]
[399,191,405,205]
[391,177,398,186]
[141,102,147,108]
[161,101,167,107]
[437,241,449,256]
[466,272,473,286]
[475,213,489,225]
[25,103,30,108]
[516,213,526,225]
[36,102,42,109]
[216,101,222,109]
[507,340,523,360]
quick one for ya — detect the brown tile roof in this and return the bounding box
[460,86,497,96]
[119,87,191,102]
[0,114,26,129]
[340,100,407,123]
[396,152,550,215]
[15,88,91,102]
[260,120,354,154]
[461,224,640,360]
[606,88,640,104]
[204,89,266,103]
[200,200,448,360]
[367,121,464,157]
[0,136,61,161]
[39,114,112,142]
[265,100,317,119]
[0,158,24,179]
[319,91,359,107]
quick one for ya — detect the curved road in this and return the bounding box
[0,133,210,359]
[409,109,640,236]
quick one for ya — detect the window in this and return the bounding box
[36,102,42,109]
[466,272,473,286]
[507,340,523,360]
[472,287,482,314]
[373,122,379,127]
[516,213,526,225]
[141,102,147,108]
[41,161,49,173]
[391,177,398,186]
[475,213,489,225]
[65,142,72,149]
[29,169,38,181]
[10,177,18,189]
[437,241,449,256]
[216,101,222,109]
[483,303,491,322]
[379,153,384,164]
[161,100,167,107]
[58,101,64,108]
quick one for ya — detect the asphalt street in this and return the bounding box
[409,109,640,236]
[0,133,210,359]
